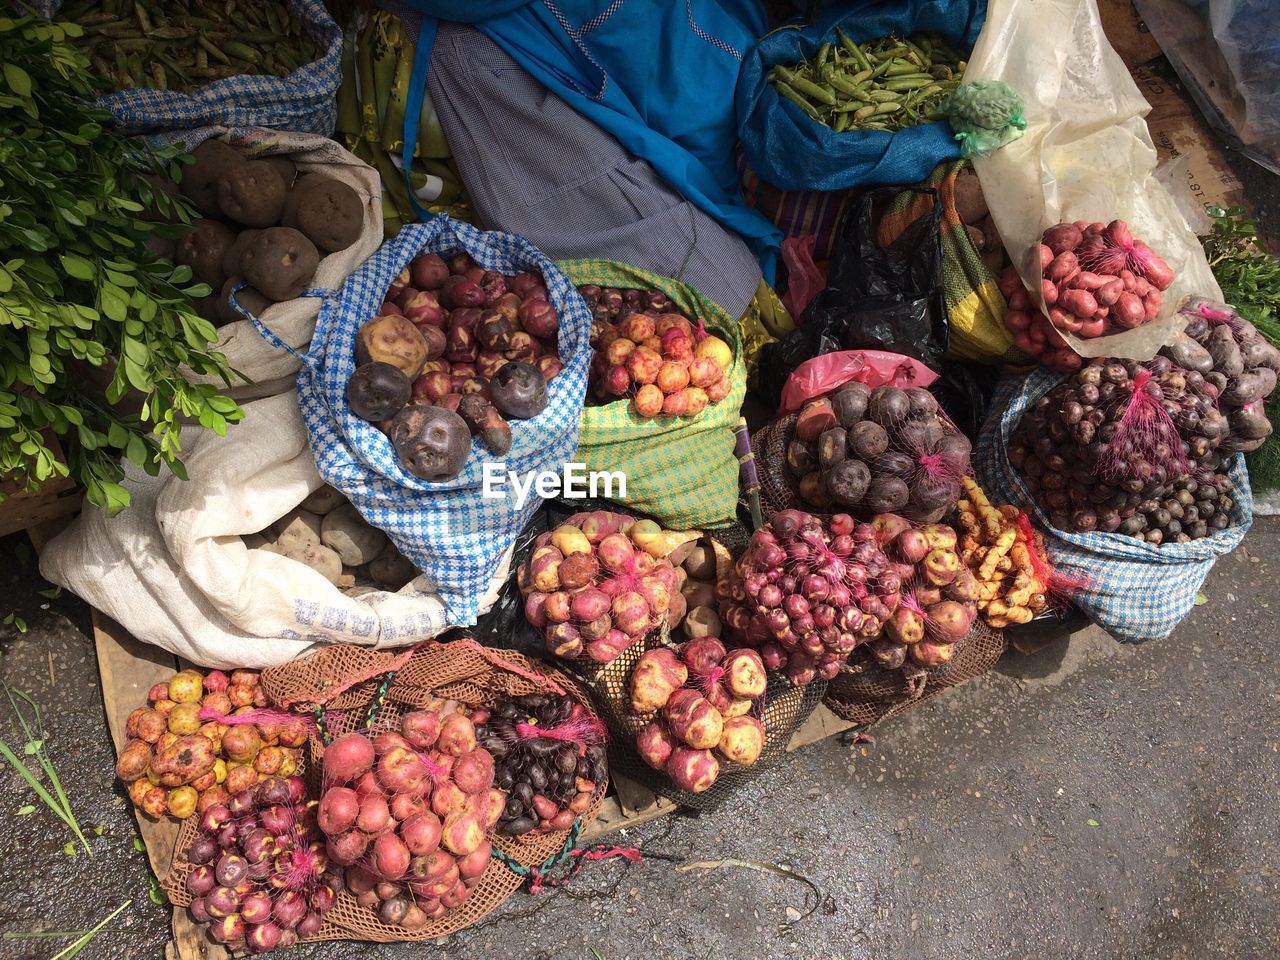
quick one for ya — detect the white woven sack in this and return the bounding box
[39,393,507,669]
[173,127,382,401]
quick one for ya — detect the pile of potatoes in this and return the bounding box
[668,537,732,645]
[246,485,416,594]
[115,668,307,820]
[630,641,769,794]
[167,139,364,327]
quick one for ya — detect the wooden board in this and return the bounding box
[93,610,231,960]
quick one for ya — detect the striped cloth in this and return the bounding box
[975,370,1254,644]
[737,153,854,263]
[559,259,747,529]
[878,160,1015,364]
[295,217,591,626]
[78,0,342,136]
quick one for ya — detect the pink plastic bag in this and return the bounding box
[779,350,938,412]
[780,235,827,318]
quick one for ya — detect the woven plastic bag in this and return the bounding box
[965,0,1221,361]
[296,217,591,626]
[160,127,382,401]
[735,0,987,192]
[877,161,1016,364]
[162,639,606,943]
[64,0,342,135]
[557,259,747,530]
[974,370,1253,643]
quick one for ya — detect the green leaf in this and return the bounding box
[63,841,76,856]
[1086,818,1099,827]
[15,804,34,816]
[147,876,168,906]
[132,838,145,852]
[1194,592,1208,606]
[124,434,146,467]
[100,284,128,323]
[4,62,31,97]
[59,254,94,281]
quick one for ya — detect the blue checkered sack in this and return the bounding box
[974,369,1253,643]
[295,217,591,625]
[65,0,342,136]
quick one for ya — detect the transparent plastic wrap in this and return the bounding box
[965,0,1220,360]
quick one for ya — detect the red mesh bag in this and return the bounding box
[165,640,606,945]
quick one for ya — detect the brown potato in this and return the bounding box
[216,160,288,228]
[220,228,261,279]
[178,139,246,218]
[175,219,236,290]
[356,314,429,379]
[282,173,363,253]
[214,277,272,327]
[239,226,320,301]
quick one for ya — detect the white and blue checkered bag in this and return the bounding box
[294,217,591,626]
[974,369,1253,643]
[54,0,342,136]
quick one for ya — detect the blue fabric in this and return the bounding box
[86,0,341,135]
[296,217,591,625]
[974,371,1253,644]
[736,0,986,192]
[400,0,782,281]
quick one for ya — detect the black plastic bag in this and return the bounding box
[757,187,948,411]
[929,360,1000,442]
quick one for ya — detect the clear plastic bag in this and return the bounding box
[965,0,1221,360]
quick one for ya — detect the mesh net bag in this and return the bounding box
[164,640,606,944]
[753,414,803,525]
[823,620,1006,726]
[561,628,826,812]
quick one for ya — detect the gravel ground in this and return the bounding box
[0,519,1276,959]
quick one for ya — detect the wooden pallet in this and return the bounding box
[0,434,82,540]
[93,610,857,957]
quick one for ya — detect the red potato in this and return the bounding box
[626,347,663,385]
[1113,292,1146,329]
[662,688,723,750]
[722,649,767,698]
[633,383,663,416]
[630,648,688,713]
[371,833,411,881]
[356,315,429,380]
[403,290,445,327]
[1046,250,1079,284]
[519,299,559,339]
[437,714,477,757]
[705,376,731,403]
[411,254,449,290]
[538,356,563,380]
[322,733,374,782]
[665,747,719,793]
[636,722,676,769]
[318,786,359,835]
[1041,279,1058,306]
[1059,288,1098,320]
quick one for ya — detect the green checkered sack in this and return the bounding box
[558,259,747,529]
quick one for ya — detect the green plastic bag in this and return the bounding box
[558,259,747,529]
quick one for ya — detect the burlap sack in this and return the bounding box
[170,127,382,401]
[40,394,506,668]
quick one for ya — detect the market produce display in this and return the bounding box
[184,776,342,951]
[630,641,768,793]
[244,485,417,593]
[671,539,732,644]
[116,669,306,819]
[719,510,904,684]
[168,138,363,326]
[1003,220,1176,366]
[517,511,685,663]
[0,16,242,514]
[1008,358,1238,541]
[871,514,977,669]
[956,478,1050,627]
[348,253,560,480]
[578,284,733,418]
[319,705,501,930]
[64,0,324,92]
[768,32,967,133]
[1160,298,1279,453]
[783,382,971,521]
[476,693,607,835]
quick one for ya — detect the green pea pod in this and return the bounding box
[874,101,902,115]
[873,44,910,61]
[133,1,152,34]
[883,59,921,77]
[869,58,893,79]
[150,61,166,89]
[849,68,873,84]
[883,77,932,92]
[825,72,867,98]
[833,112,850,132]
[775,81,824,121]
[903,38,928,66]
[149,26,193,40]
[837,29,871,72]
[817,42,831,67]
[866,89,898,103]
[853,104,876,121]
[223,40,260,64]
[197,35,231,65]
[788,74,836,106]
[832,99,872,113]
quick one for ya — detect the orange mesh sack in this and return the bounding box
[823,620,1006,726]
[166,640,606,946]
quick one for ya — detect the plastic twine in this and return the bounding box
[491,820,644,893]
